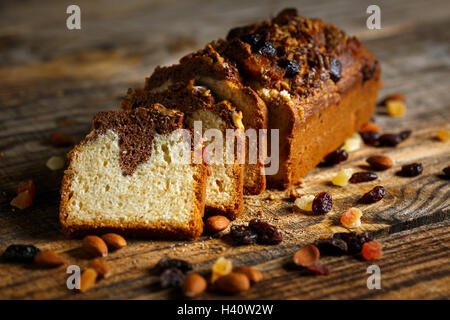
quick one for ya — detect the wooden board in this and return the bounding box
[0,0,449,299]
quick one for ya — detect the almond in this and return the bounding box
[182,273,207,297]
[101,233,127,250]
[381,93,405,104]
[82,235,108,257]
[293,244,320,267]
[233,266,263,284]
[205,216,230,233]
[34,250,66,268]
[79,268,98,292]
[88,257,111,278]
[214,272,250,294]
[366,155,393,171]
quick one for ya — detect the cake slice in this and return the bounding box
[216,8,381,188]
[121,80,244,219]
[60,105,207,239]
[144,44,268,195]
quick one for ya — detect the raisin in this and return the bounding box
[230,225,258,245]
[278,59,300,78]
[240,33,260,46]
[360,186,386,204]
[2,244,40,263]
[443,166,450,178]
[155,258,193,273]
[249,219,283,245]
[254,40,276,57]
[306,264,330,275]
[399,130,412,141]
[312,192,333,214]
[315,238,348,255]
[378,133,402,147]
[362,240,382,260]
[334,232,374,254]
[350,172,378,183]
[399,163,423,177]
[322,148,348,166]
[329,58,342,82]
[160,268,185,289]
[360,131,380,146]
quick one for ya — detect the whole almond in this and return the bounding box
[205,215,230,233]
[79,268,98,292]
[82,235,108,257]
[101,233,127,250]
[293,244,320,267]
[34,250,66,268]
[214,272,250,294]
[233,266,263,284]
[88,257,111,278]
[182,273,207,297]
[381,93,405,104]
[366,155,393,171]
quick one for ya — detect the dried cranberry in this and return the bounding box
[254,40,276,57]
[399,163,423,177]
[360,186,386,204]
[306,264,330,275]
[159,268,185,288]
[315,238,348,255]
[230,225,258,245]
[240,34,260,46]
[312,192,333,214]
[360,131,380,146]
[334,232,374,254]
[249,219,283,245]
[322,149,348,166]
[378,133,402,147]
[350,172,378,183]
[329,58,342,82]
[155,258,193,273]
[278,59,300,78]
[2,244,40,263]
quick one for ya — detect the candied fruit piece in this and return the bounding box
[10,191,33,210]
[436,129,450,142]
[386,100,405,117]
[341,133,363,152]
[46,156,65,170]
[332,168,353,187]
[360,122,380,133]
[362,240,383,260]
[211,257,232,283]
[340,207,363,228]
[18,180,36,199]
[294,195,315,212]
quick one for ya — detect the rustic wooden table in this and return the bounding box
[0,0,449,299]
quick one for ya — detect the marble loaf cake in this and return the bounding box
[60,106,207,239]
[145,8,381,189]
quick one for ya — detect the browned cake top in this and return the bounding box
[216,8,368,100]
[89,105,184,176]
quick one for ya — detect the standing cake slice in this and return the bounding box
[121,80,244,219]
[60,105,207,239]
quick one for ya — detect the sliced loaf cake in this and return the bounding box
[121,81,244,219]
[60,105,207,239]
[144,44,268,195]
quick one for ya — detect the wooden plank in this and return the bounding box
[0,0,449,299]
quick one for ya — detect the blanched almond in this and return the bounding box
[233,266,263,284]
[182,273,207,297]
[82,235,108,257]
[214,272,250,294]
[88,257,111,278]
[101,233,127,250]
[34,250,66,268]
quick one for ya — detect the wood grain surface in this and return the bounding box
[0,0,449,299]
